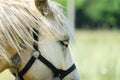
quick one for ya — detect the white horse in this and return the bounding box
[0,0,80,80]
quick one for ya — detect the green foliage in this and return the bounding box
[55,0,67,11]
[56,0,67,7]
[56,0,120,27]
[75,0,86,8]
[56,0,82,11]
[56,0,82,8]
[83,0,120,26]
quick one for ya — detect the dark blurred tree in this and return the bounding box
[85,0,120,25]
[57,0,120,29]
[76,0,120,29]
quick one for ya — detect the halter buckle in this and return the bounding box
[32,50,40,58]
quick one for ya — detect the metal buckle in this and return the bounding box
[32,50,40,59]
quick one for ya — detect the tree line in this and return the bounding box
[76,0,120,29]
[57,0,120,29]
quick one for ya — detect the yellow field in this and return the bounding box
[74,30,120,80]
[0,30,120,80]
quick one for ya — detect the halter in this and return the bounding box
[12,29,76,80]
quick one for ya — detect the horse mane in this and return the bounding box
[0,0,74,56]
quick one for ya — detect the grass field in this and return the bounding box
[0,30,120,80]
[74,30,120,80]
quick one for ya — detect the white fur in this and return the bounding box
[0,0,80,80]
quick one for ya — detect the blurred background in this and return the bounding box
[0,0,120,80]
[56,0,120,80]
[57,0,120,29]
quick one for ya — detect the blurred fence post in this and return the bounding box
[67,0,75,31]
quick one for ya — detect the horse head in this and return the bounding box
[0,0,80,80]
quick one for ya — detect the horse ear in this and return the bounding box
[34,0,50,16]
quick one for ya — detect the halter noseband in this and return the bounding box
[12,29,76,80]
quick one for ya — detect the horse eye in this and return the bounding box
[60,40,69,48]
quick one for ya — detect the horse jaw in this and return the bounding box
[63,69,80,80]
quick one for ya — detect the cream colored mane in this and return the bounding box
[0,0,73,58]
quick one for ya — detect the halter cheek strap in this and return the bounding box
[12,29,76,80]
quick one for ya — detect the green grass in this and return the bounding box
[0,30,120,80]
[73,30,120,80]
